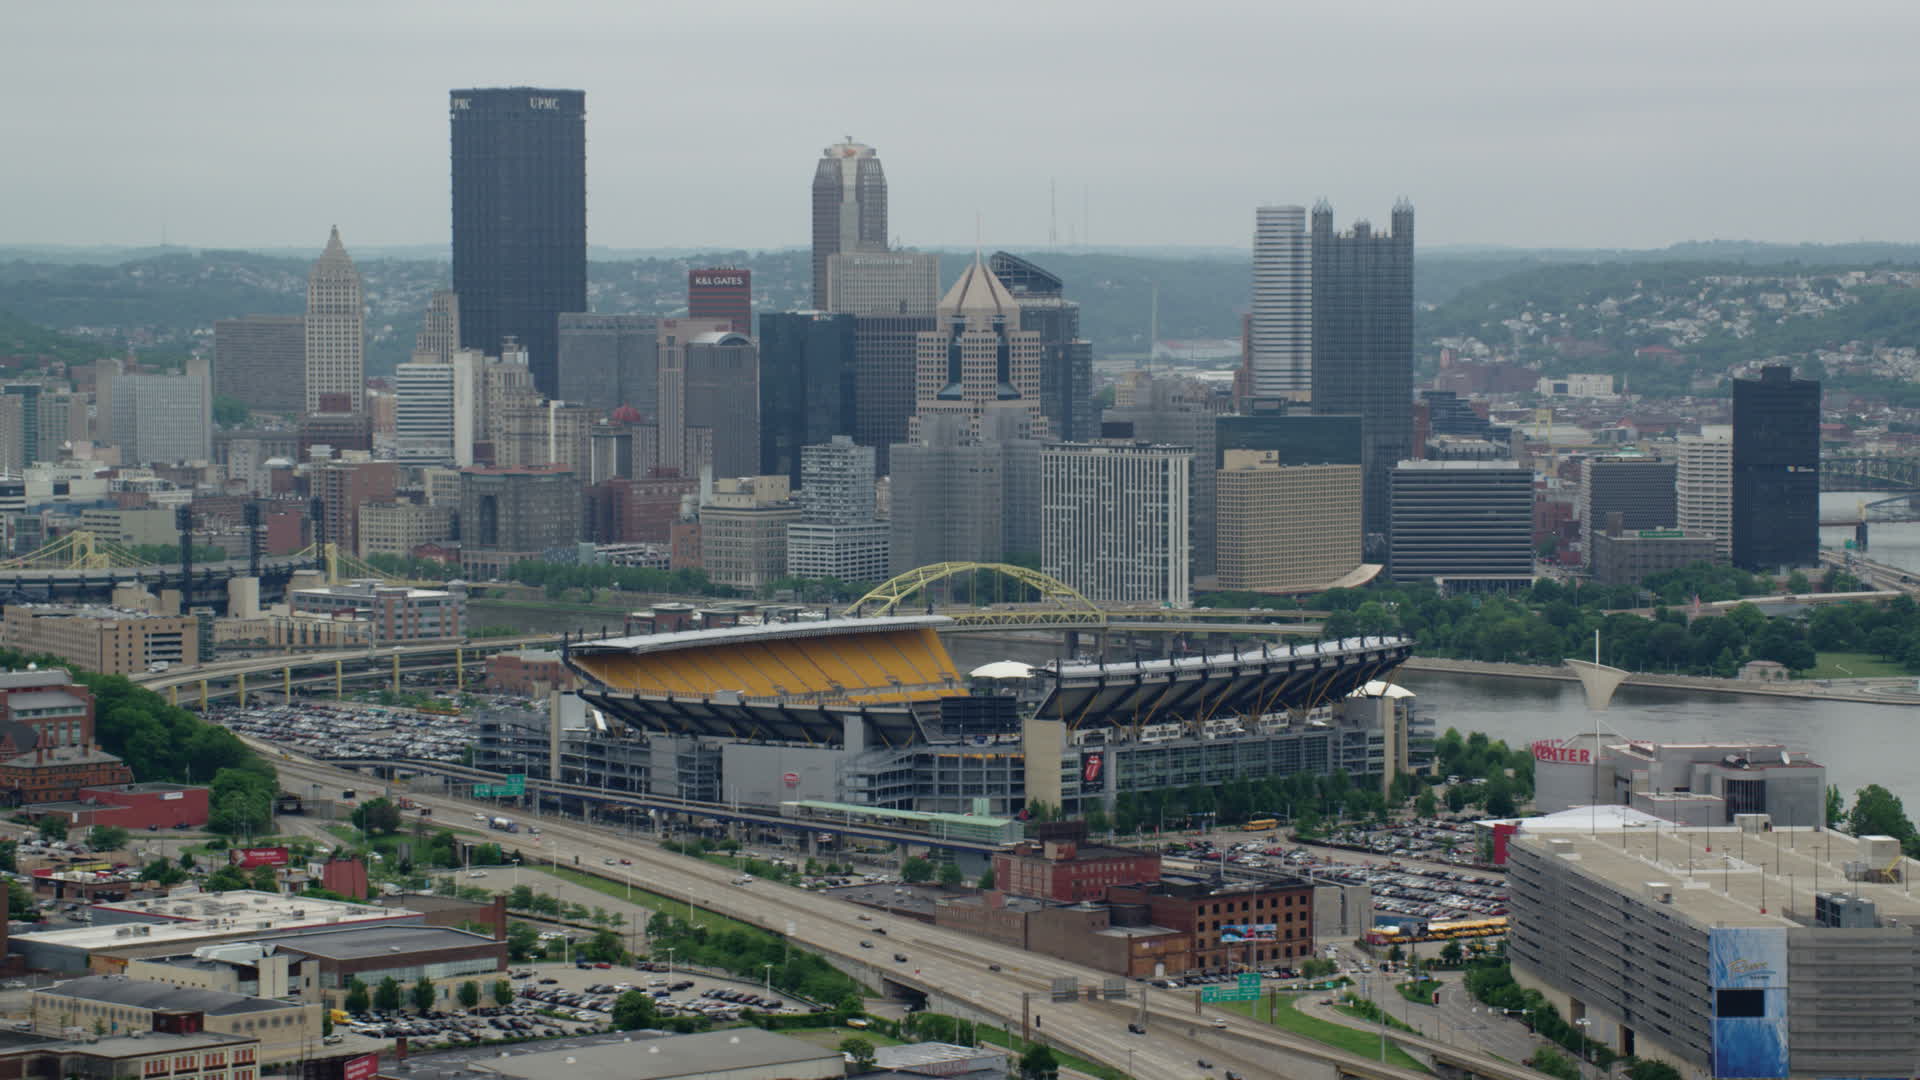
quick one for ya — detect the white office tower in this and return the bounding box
[1042,442,1192,607]
[394,352,477,466]
[304,226,365,414]
[1250,205,1311,402]
[787,435,888,584]
[1676,425,1733,561]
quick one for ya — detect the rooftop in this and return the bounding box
[571,615,950,660]
[16,891,413,951]
[0,671,74,690]
[1511,826,1920,929]
[66,1030,255,1060]
[94,890,396,925]
[263,924,498,960]
[466,1029,838,1080]
[3,691,86,711]
[36,974,289,1015]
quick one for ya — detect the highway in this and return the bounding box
[264,749,1536,1080]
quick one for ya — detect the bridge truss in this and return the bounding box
[0,531,156,571]
[844,562,1107,627]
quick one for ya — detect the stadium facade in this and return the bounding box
[489,616,1422,817]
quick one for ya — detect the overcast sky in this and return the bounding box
[9,1,1919,253]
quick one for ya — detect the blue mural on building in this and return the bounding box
[1709,927,1788,1079]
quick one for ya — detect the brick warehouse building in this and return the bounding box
[1109,874,1316,969]
[992,822,1162,902]
[0,670,135,805]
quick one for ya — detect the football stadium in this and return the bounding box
[563,615,1418,817]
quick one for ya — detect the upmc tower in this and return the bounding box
[687,268,752,334]
[450,88,587,399]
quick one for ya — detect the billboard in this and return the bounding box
[1708,928,1788,1080]
[1219,924,1277,943]
[343,1054,379,1080]
[1081,752,1104,786]
[230,847,289,868]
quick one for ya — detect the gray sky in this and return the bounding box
[9,0,1919,252]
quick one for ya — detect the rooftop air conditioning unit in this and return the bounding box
[1645,881,1674,904]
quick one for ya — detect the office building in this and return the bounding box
[687,268,751,333]
[356,501,455,559]
[296,397,372,458]
[557,313,657,417]
[1216,407,1363,468]
[1506,817,1917,1080]
[110,374,211,465]
[414,289,461,364]
[1388,460,1533,587]
[31,977,319,1064]
[0,1018,257,1080]
[213,315,304,414]
[1311,201,1415,555]
[450,88,587,397]
[585,474,696,545]
[1216,450,1363,592]
[2,385,41,469]
[1105,374,1225,581]
[758,311,855,487]
[303,226,364,415]
[392,353,477,465]
[889,414,1041,573]
[312,459,395,557]
[1589,528,1721,586]
[1042,442,1192,607]
[811,138,887,308]
[699,476,800,591]
[493,400,593,473]
[1732,365,1819,570]
[657,327,758,480]
[990,251,1095,443]
[0,395,27,475]
[1676,426,1733,561]
[290,580,466,641]
[786,436,888,584]
[1,605,197,676]
[827,251,939,318]
[912,256,1048,439]
[478,341,537,445]
[1250,204,1312,401]
[854,313,936,474]
[36,391,85,463]
[458,465,582,574]
[1579,454,1678,564]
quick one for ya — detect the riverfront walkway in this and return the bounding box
[1399,656,1920,705]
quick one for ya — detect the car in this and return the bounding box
[893,954,908,963]
[987,964,1001,972]
[619,858,631,865]
[1197,1060,1213,1071]
[538,978,559,985]
[1127,1023,1145,1035]
[860,940,873,948]
[1226,1072,1244,1080]
[1211,1018,1228,1029]
[604,858,616,866]
[872,927,887,935]
[467,870,486,878]
[594,962,612,969]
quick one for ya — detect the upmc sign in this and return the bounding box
[230,847,290,868]
[1532,739,1591,765]
[343,1054,379,1080]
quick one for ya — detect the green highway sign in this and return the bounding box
[475,773,526,798]
[1201,973,1263,1003]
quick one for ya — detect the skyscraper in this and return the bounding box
[214,314,305,414]
[557,314,658,417]
[1732,365,1819,570]
[414,290,461,364]
[1250,205,1311,402]
[911,256,1048,440]
[786,435,888,584]
[1311,201,1414,556]
[811,138,887,309]
[1388,460,1533,585]
[304,227,364,415]
[1578,454,1678,565]
[450,88,587,398]
[393,352,477,466]
[111,374,212,465]
[1103,374,1225,581]
[825,250,939,475]
[1676,426,1733,561]
[1042,441,1192,607]
[657,324,758,480]
[687,268,752,334]
[989,252,1095,443]
[758,311,855,487]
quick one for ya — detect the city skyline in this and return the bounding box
[8,3,1920,251]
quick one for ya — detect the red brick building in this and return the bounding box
[993,825,1162,903]
[0,671,136,806]
[1109,875,1315,970]
[71,782,210,828]
[484,649,576,697]
[586,474,698,544]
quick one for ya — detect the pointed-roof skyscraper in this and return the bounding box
[304,225,364,414]
[909,254,1048,439]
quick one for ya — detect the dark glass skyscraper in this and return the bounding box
[450,88,587,399]
[1310,200,1414,557]
[1731,364,1819,570]
[759,311,856,487]
[811,139,887,309]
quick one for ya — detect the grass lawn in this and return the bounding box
[1808,651,1914,678]
[782,1026,907,1051]
[974,1026,1126,1080]
[530,865,757,936]
[1224,994,1428,1072]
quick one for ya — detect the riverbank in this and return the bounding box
[1399,656,1920,705]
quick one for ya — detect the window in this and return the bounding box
[1716,989,1765,1018]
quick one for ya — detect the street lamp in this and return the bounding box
[763,963,774,998]
[1575,1017,1594,1078]
[663,947,675,976]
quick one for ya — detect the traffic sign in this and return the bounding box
[1201,973,1263,1003]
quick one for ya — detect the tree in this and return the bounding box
[612,990,658,1031]
[373,976,402,1013]
[1785,570,1811,595]
[344,978,370,1014]
[977,867,996,890]
[506,921,541,962]
[837,1038,877,1071]
[1485,779,1518,818]
[351,798,403,836]
[37,817,66,843]
[1624,1060,1683,1080]
[1445,785,1468,814]
[249,865,279,893]
[900,856,933,884]
[1019,1044,1060,1080]
[492,979,513,1007]
[212,394,249,428]
[1826,785,1846,829]
[582,929,625,964]
[85,826,129,853]
[1415,790,1438,819]
[937,862,965,889]
[411,977,436,1012]
[457,981,480,1010]
[6,882,30,921]
[1848,784,1915,843]
[1440,940,1465,965]
[204,865,250,893]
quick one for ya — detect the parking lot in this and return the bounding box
[211,702,493,763]
[1162,833,1507,923]
[509,960,814,1026]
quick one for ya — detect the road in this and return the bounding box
[267,750,1379,1080]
